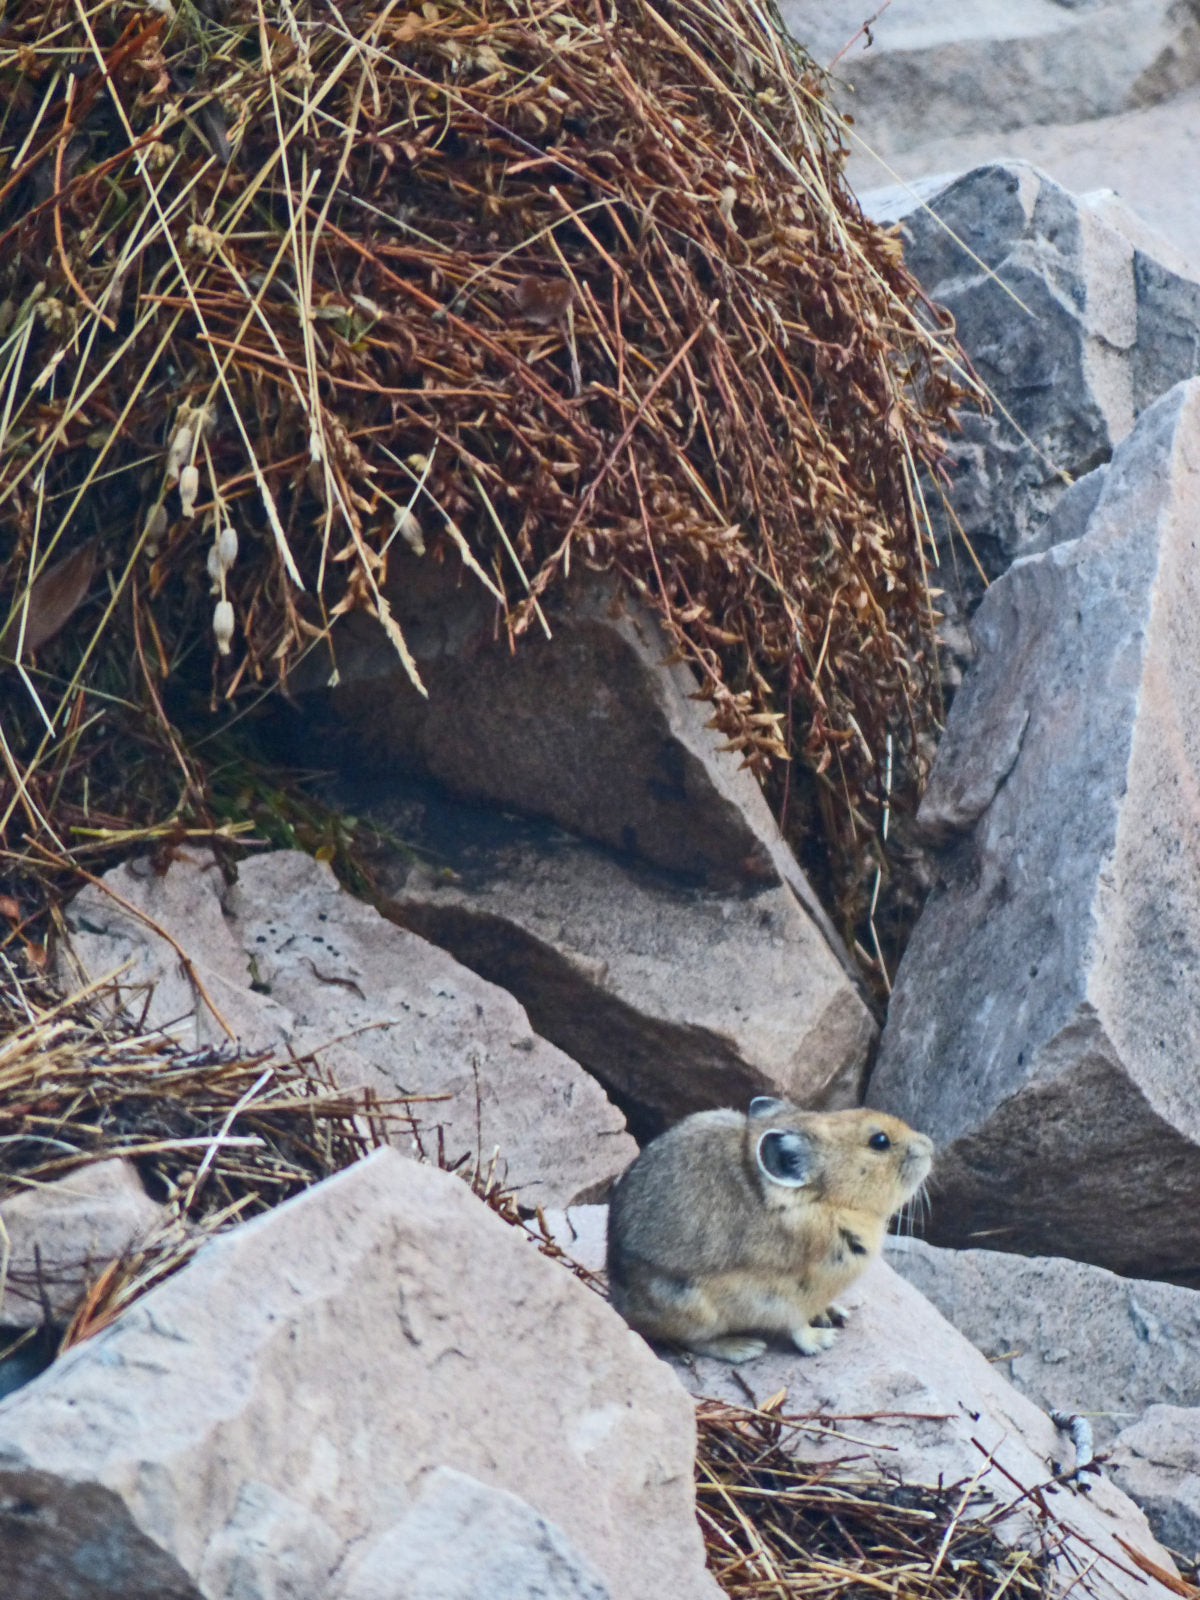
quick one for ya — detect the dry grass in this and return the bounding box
[696,1399,1054,1600]
[0,948,416,1343]
[0,0,971,967]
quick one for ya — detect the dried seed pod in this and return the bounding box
[179,463,200,518]
[216,523,238,570]
[213,599,235,655]
[206,544,224,589]
[166,425,194,487]
[393,506,425,556]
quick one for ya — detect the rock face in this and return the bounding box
[0,1161,166,1328]
[861,162,1200,591]
[870,379,1200,1281]
[61,850,635,1207]
[682,1256,1176,1600]
[884,1237,1200,1446]
[1110,1406,1200,1559]
[380,827,873,1128]
[0,1149,720,1600]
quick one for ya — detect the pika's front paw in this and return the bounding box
[825,1302,850,1328]
[792,1322,836,1356]
[693,1335,768,1364]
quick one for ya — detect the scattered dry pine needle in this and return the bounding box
[0,0,972,939]
[695,1401,1057,1600]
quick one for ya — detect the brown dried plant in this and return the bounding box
[0,0,971,954]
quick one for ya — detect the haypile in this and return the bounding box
[0,0,967,943]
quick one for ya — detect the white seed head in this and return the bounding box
[185,223,222,257]
[213,599,235,655]
[179,463,200,518]
[207,544,224,588]
[216,523,238,570]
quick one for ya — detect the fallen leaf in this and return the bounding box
[2,539,97,657]
[512,274,575,326]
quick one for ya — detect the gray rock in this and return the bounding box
[860,162,1200,594]
[62,850,635,1208]
[884,1237,1200,1445]
[0,1161,166,1328]
[380,831,874,1127]
[0,1149,720,1600]
[847,88,1200,279]
[1110,1406,1200,1559]
[869,378,1200,1280]
[681,1256,1177,1600]
[332,1467,610,1600]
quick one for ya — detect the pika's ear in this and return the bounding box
[748,1095,788,1118]
[756,1129,812,1187]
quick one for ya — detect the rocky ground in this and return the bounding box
[7,3,1200,1597]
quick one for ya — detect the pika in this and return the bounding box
[606,1098,933,1363]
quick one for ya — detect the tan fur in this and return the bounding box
[606,1101,933,1363]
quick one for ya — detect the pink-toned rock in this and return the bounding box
[0,1160,166,1327]
[884,1236,1200,1447]
[0,1149,720,1600]
[382,833,873,1126]
[61,850,635,1208]
[543,1205,609,1276]
[680,1257,1178,1600]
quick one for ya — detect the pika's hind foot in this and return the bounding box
[692,1335,768,1364]
[792,1322,836,1356]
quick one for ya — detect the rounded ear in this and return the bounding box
[748,1095,788,1118]
[756,1129,812,1187]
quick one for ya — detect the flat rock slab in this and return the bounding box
[871,378,1200,1280]
[859,162,1200,593]
[379,828,874,1128]
[785,0,1200,155]
[290,563,852,977]
[61,850,635,1207]
[681,1257,1178,1600]
[0,1148,720,1600]
[0,1161,166,1328]
[885,1238,1200,1446]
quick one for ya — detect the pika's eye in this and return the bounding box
[868,1130,891,1151]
